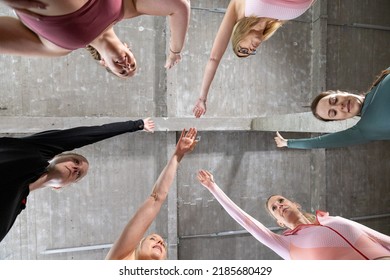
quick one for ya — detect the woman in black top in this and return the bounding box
[0,117,154,242]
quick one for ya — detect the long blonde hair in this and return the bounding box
[85,45,101,60]
[231,16,284,57]
[85,45,115,74]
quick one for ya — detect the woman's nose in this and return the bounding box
[339,102,346,111]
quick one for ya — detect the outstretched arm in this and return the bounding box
[193,0,239,118]
[106,128,198,260]
[197,170,291,259]
[274,126,368,149]
[22,118,154,158]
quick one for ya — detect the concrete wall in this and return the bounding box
[0,0,389,260]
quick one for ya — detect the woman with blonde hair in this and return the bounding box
[197,169,390,259]
[193,0,315,118]
[106,128,198,260]
[0,0,190,78]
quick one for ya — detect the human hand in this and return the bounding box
[1,0,47,9]
[197,169,215,189]
[274,131,288,147]
[164,52,181,70]
[175,128,198,156]
[143,117,155,133]
[193,98,207,118]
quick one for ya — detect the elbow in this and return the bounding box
[208,56,221,64]
[179,0,190,11]
[150,191,168,203]
[173,0,190,16]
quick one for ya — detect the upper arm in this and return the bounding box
[105,195,164,260]
[133,0,189,17]
[209,0,240,61]
[287,127,367,149]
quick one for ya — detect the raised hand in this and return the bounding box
[176,128,198,155]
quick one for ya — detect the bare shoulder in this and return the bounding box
[228,0,245,20]
[122,0,141,18]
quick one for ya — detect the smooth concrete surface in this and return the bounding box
[0,0,389,260]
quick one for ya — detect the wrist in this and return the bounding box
[170,48,181,55]
[198,97,207,102]
[135,119,144,130]
[175,152,184,162]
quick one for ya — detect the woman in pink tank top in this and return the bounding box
[193,0,315,118]
[0,0,190,78]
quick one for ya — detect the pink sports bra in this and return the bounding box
[17,0,124,50]
[245,0,314,20]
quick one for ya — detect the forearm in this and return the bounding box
[22,120,145,155]
[198,2,236,100]
[168,0,190,53]
[199,58,220,100]
[207,183,274,237]
[151,152,182,200]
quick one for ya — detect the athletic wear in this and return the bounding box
[16,0,124,50]
[245,0,314,20]
[288,68,390,149]
[206,182,390,259]
[0,119,144,243]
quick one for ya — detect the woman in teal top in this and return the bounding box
[274,67,390,149]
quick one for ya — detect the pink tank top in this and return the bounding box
[17,0,124,50]
[245,0,314,20]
